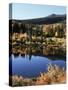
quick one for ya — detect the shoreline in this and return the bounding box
[9,64,66,86]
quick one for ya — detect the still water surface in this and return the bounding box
[9,54,66,78]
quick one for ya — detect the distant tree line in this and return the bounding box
[9,20,66,38]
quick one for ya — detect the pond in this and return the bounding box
[9,54,66,78]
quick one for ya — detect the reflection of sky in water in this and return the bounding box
[9,55,66,78]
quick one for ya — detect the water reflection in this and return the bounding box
[10,43,66,60]
[9,54,66,77]
[9,43,66,77]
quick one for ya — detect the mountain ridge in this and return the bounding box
[10,14,66,24]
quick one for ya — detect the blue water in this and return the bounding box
[9,54,66,78]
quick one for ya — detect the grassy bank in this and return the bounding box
[10,64,66,86]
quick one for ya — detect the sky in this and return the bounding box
[9,3,66,20]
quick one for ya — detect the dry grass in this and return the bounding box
[36,64,66,85]
[10,64,66,86]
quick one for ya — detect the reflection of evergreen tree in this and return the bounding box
[28,46,32,60]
